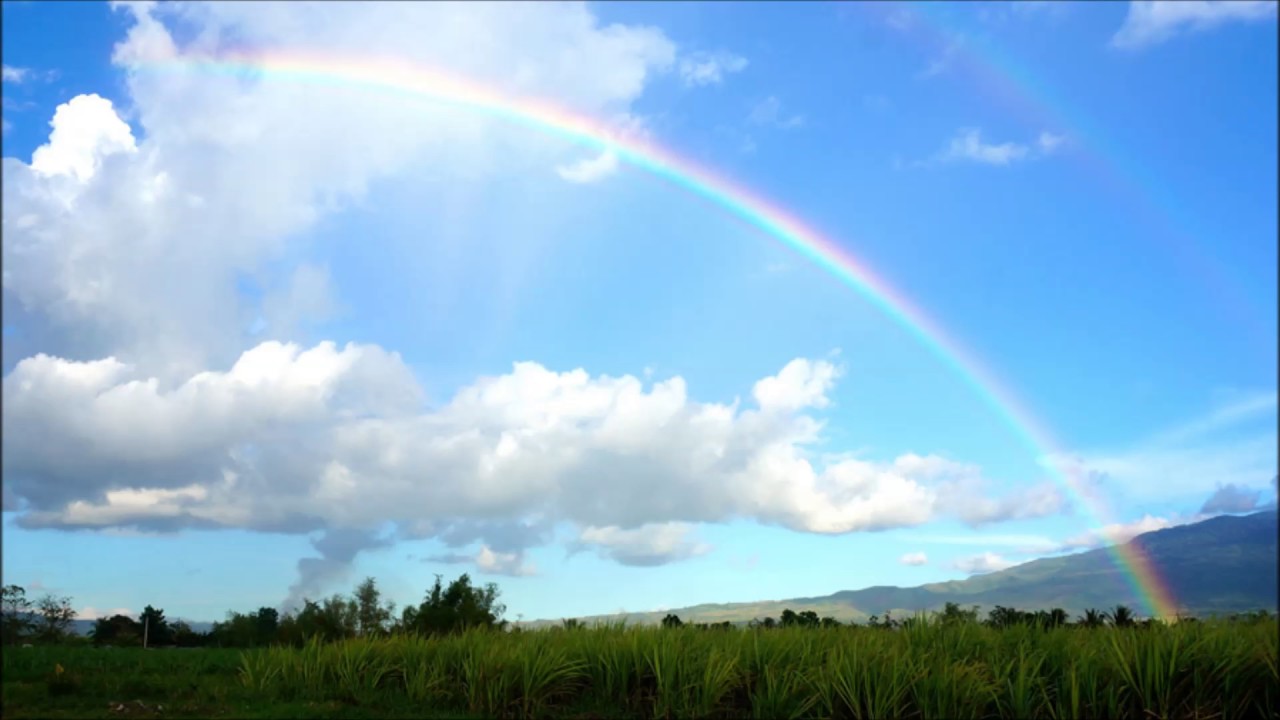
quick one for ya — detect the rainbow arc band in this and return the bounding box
[129,51,1180,619]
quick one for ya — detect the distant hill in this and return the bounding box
[523,510,1278,627]
[64,618,215,637]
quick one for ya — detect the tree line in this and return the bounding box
[1,574,505,648]
[4,578,1275,648]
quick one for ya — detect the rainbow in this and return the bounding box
[129,49,1181,618]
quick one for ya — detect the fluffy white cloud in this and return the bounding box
[1112,0,1277,50]
[3,346,1064,566]
[953,552,1015,574]
[2,1,677,383]
[576,522,711,566]
[29,94,137,183]
[678,51,748,87]
[899,551,928,566]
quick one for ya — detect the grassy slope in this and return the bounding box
[524,510,1278,627]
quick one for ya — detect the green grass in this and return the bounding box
[4,617,1277,719]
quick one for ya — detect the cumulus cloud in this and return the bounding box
[3,344,1067,593]
[1112,0,1278,50]
[899,551,928,566]
[0,1,1073,604]
[29,94,138,183]
[953,552,1015,574]
[678,51,748,87]
[574,522,711,566]
[2,1,677,383]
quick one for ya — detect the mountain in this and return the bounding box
[63,618,215,637]
[524,510,1278,627]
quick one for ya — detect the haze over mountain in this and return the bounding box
[526,510,1279,626]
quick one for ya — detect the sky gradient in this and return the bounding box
[2,0,1276,623]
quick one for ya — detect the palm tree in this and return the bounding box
[1048,608,1069,628]
[1105,604,1135,628]
[1078,608,1105,628]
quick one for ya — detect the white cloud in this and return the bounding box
[941,128,1028,166]
[576,522,711,566]
[678,51,748,87]
[3,346,1064,559]
[1112,0,1278,50]
[953,552,1015,574]
[76,606,136,621]
[1057,513,1196,551]
[2,65,29,83]
[924,127,1067,168]
[899,551,928,566]
[3,1,677,383]
[476,546,537,577]
[29,94,138,183]
[748,96,805,129]
[555,149,619,184]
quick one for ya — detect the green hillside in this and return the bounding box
[525,510,1278,627]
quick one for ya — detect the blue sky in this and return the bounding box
[2,1,1276,623]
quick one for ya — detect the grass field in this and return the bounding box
[4,617,1277,719]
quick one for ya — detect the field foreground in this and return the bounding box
[4,619,1277,719]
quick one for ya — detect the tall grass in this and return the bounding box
[223,615,1279,719]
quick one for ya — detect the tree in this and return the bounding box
[91,614,143,647]
[139,605,173,646]
[1,585,34,645]
[402,574,506,636]
[939,602,979,626]
[661,613,683,628]
[353,577,393,637]
[1078,608,1105,629]
[1106,605,1135,628]
[34,595,76,643]
[254,607,279,645]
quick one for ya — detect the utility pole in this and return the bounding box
[143,615,149,650]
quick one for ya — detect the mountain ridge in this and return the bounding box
[523,510,1278,627]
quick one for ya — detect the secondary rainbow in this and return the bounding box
[870,2,1266,343]
[132,50,1181,618]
